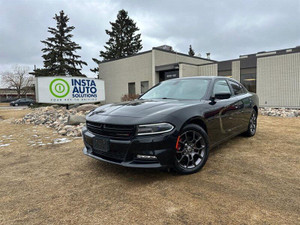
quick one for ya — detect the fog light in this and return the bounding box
[136,154,157,160]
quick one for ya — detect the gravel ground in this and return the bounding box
[0,109,299,224]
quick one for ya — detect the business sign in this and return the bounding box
[164,70,179,80]
[35,77,105,104]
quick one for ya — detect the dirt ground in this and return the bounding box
[0,108,299,225]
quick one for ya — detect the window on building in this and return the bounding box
[241,74,256,93]
[128,82,136,95]
[218,70,232,78]
[228,80,245,95]
[141,81,149,94]
[213,79,231,95]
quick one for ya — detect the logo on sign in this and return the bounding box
[49,78,70,98]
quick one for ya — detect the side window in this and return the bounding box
[228,80,245,95]
[213,80,231,95]
[128,82,136,95]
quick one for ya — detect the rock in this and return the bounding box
[58,129,67,135]
[63,125,75,131]
[259,107,300,118]
[69,104,80,109]
[67,115,86,125]
[76,104,98,112]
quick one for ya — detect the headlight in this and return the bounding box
[137,123,174,135]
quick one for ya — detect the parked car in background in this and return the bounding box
[10,98,35,106]
[82,76,259,174]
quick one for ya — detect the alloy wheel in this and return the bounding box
[249,112,257,134]
[176,130,206,169]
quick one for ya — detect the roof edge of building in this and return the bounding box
[99,50,153,64]
[152,47,217,63]
[99,47,217,65]
[239,45,300,58]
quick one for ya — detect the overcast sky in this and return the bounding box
[1,0,300,79]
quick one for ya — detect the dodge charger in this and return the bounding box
[82,76,259,174]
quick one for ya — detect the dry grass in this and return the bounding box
[0,112,299,224]
[0,103,10,107]
[0,108,31,120]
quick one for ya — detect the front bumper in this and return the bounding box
[82,127,178,168]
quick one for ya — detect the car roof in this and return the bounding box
[172,76,234,81]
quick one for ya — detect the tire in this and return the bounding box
[29,103,33,106]
[243,109,257,137]
[173,124,209,175]
[15,103,18,106]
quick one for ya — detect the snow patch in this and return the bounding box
[53,138,72,145]
[0,144,10,147]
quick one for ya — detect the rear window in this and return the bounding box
[228,80,246,95]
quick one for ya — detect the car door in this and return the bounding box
[24,99,30,105]
[19,99,25,105]
[205,79,238,144]
[227,80,248,133]
[15,99,21,105]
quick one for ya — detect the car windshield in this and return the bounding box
[140,78,210,100]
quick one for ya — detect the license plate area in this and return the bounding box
[93,138,109,153]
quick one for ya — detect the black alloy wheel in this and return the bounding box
[173,124,209,174]
[244,110,257,137]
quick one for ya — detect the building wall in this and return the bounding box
[257,52,300,107]
[0,93,35,102]
[180,64,199,77]
[0,89,35,102]
[99,52,152,103]
[232,60,240,81]
[180,63,218,77]
[198,64,218,76]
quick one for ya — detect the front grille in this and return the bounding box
[86,121,136,139]
[93,149,126,162]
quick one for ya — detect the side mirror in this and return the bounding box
[214,93,231,100]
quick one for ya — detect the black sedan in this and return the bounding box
[83,76,259,174]
[10,98,35,106]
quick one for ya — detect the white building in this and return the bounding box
[98,45,300,108]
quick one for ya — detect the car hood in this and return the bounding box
[87,99,201,121]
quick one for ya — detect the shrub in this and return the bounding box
[121,94,140,102]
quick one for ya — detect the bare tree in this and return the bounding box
[1,65,34,98]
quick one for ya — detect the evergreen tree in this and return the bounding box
[90,58,101,74]
[33,10,87,77]
[188,45,195,56]
[29,68,48,77]
[91,9,142,73]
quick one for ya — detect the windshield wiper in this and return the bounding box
[161,97,176,99]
